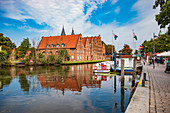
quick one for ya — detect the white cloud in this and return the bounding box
[18,25,50,33]
[3,23,13,26]
[111,0,118,4]
[114,7,120,14]
[0,0,167,52]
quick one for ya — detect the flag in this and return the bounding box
[140,45,143,48]
[139,45,143,50]
[133,32,137,40]
[158,30,162,37]
[113,33,118,40]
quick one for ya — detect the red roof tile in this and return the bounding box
[37,34,80,49]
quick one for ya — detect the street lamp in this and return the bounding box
[153,33,158,69]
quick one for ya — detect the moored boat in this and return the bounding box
[93,61,114,73]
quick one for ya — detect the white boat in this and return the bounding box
[93,61,114,73]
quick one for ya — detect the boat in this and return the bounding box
[110,58,134,75]
[93,61,114,73]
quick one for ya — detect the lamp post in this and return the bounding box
[153,33,158,69]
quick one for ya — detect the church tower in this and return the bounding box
[71,28,75,35]
[61,26,66,36]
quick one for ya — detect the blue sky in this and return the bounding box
[0,0,166,51]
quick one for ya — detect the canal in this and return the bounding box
[0,64,140,113]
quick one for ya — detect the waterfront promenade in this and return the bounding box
[148,64,170,113]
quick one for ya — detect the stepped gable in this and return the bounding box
[82,38,87,46]
[84,35,100,44]
[37,34,80,49]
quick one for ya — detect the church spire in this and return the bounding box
[71,27,75,35]
[61,26,66,36]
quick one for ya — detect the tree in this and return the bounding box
[119,44,133,55]
[0,50,7,65]
[140,32,170,54]
[153,0,170,36]
[0,33,16,57]
[16,38,31,58]
[105,44,115,55]
[58,49,70,62]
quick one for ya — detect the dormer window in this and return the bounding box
[46,44,50,48]
[56,43,60,47]
[51,44,54,48]
[62,43,65,47]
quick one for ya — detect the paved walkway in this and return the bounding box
[148,64,170,113]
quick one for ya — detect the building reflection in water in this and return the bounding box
[36,64,103,95]
[0,64,139,113]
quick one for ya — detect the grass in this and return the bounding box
[62,60,109,64]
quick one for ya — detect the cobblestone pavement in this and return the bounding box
[148,64,170,113]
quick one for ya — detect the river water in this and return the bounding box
[0,64,140,113]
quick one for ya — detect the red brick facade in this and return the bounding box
[37,34,105,61]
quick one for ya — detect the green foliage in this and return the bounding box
[16,38,31,59]
[56,56,62,64]
[153,0,170,36]
[0,33,16,58]
[140,31,170,54]
[38,53,44,59]
[58,49,70,61]
[29,47,36,60]
[0,50,7,65]
[47,54,55,64]
[39,58,48,64]
[119,44,133,55]
[105,44,115,55]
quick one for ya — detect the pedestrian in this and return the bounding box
[164,58,168,67]
[160,57,163,64]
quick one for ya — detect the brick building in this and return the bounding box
[37,27,105,61]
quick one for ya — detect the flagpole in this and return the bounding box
[132,29,135,54]
[112,30,113,61]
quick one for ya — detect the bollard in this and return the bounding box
[142,79,145,87]
[143,73,146,81]
[121,59,124,87]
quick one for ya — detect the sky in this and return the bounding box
[0,0,167,51]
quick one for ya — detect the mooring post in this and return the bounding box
[132,58,137,87]
[114,52,117,72]
[121,59,124,86]
[143,73,146,81]
[142,79,145,87]
[0,81,1,89]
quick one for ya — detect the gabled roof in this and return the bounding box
[37,34,80,49]
[82,38,87,46]
[84,35,100,44]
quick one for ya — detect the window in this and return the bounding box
[62,43,65,47]
[80,56,81,59]
[46,44,50,48]
[72,50,74,53]
[77,56,79,60]
[72,55,74,59]
[51,44,54,48]
[56,43,60,47]
[49,51,52,54]
[42,51,45,54]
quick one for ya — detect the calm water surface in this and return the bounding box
[0,64,140,113]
